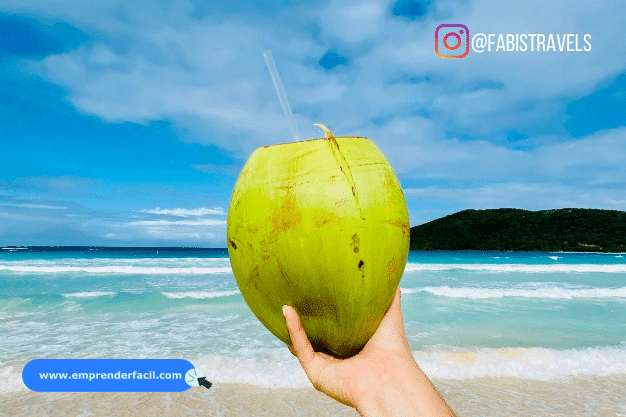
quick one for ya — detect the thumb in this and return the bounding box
[363,287,410,352]
[283,305,317,372]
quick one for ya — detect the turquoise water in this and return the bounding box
[1,248,625,390]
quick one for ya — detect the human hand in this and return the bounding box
[282,288,456,417]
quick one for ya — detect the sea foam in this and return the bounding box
[3,258,626,275]
[404,263,626,273]
[5,344,617,391]
[0,257,233,275]
[414,344,626,380]
[2,341,625,391]
[0,265,232,275]
[63,291,116,298]
[161,290,240,299]
[198,344,626,386]
[401,285,626,299]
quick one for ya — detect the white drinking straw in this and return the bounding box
[263,50,300,142]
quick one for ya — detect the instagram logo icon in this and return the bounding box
[435,24,469,58]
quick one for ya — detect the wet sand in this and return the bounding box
[2,375,625,416]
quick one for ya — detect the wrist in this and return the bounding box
[354,358,423,417]
[354,358,455,417]
[356,378,420,417]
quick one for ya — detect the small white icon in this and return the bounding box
[185,368,204,387]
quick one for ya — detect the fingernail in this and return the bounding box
[282,305,288,317]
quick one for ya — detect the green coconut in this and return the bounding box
[227,125,409,358]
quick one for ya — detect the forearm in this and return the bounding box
[355,361,456,417]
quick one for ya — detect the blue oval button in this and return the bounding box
[22,359,202,392]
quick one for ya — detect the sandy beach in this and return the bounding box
[2,375,625,417]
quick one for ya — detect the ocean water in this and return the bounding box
[1,248,625,394]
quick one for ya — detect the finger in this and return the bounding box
[386,287,404,326]
[365,287,409,351]
[283,305,317,370]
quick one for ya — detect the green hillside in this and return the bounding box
[409,208,626,252]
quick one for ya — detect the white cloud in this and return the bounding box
[402,126,626,224]
[30,29,315,154]
[127,219,226,226]
[535,127,626,180]
[120,219,225,243]
[0,202,68,210]
[8,0,626,150]
[0,211,69,222]
[320,0,390,43]
[1,175,99,197]
[139,207,226,216]
[406,181,626,211]
[376,0,626,97]
[18,0,625,160]
[85,213,227,245]
[115,206,228,244]
[142,229,216,241]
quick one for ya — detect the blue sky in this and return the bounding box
[0,0,625,247]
